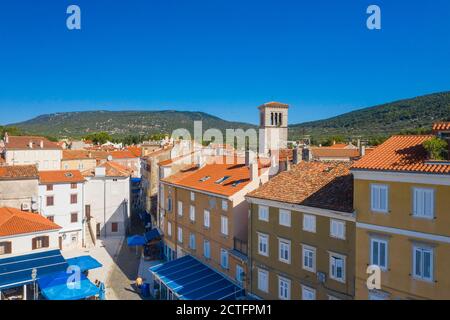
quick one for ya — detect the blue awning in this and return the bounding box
[150,255,245,300]
[127,235,146,246]
[0,250,68,290]
[37,271,100,300]
[66,256,102,273]
[144,229,161,242]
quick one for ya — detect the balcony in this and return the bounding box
[233,238,248,256]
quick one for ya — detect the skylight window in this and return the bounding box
[232,179,246,187]
[215,176,231,184]
[199,176,211,182]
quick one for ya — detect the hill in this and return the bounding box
[289,91,450,142]
[8,110,256,139]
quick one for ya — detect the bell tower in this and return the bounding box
[258,102,289,155]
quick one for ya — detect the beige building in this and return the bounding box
[258,102,289,155]
[159,154,270,290]
[0,165,39,211]
[61,150,98,171]
[352,130,450,300]
[246,161,355,300]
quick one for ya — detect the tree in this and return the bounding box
[84,132,112,145]
[423,137,448,160]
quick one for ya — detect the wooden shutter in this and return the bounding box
[6,242,12,254]
[32,238,37,250]
[44,236,49,248]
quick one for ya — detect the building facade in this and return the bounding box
[0,165,39,211]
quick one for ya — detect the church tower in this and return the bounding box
[258,102,289,155]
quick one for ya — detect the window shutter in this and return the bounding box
[6,242,12,254]
[424,190,433,217]
[44,236,49,248]
[371,186,378,210]
[32,238,37,250]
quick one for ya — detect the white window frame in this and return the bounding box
[177,201,183,217]
[329,252,346,283]
[302,245,316,273]
[278,238,291,264]
[257,269,269,293]
[370,184,389,213]
[330,219,346,240]
[203,240,211,259]
[258,205,269,222]
[220,215,228,236]
[412,245,434,282]
[222,200,228,211]
[278,276,291,300]
[236,265,244,285]
[189,205,196,222]
[190,192,195,201]
[301,285,316,300]
[220,248,229,269]
[189,233,196,250]
[167,221,172,237]
[370,238,388,271]
[412,187,435,219]
[258,233,269,257]
[279,209,291,227]
[177,227,183,244]
[203,210,210,228]
[303,214,316,233]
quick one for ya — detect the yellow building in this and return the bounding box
[352,130,450,300]
[246,161,355,300]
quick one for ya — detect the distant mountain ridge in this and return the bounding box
[8,91,450,140]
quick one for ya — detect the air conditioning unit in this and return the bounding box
[317,271,327,283]
[31,203,39,211]
[21,203,31,211]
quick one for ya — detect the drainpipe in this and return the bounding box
[104,178,107,239]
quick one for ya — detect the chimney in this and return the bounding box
[285,159,291,171]
[29,141,33,149]
[250,161,259,181]
[40,140,44,149]
[360,145,366,157]
[4,132,8,144]
[293,148,301,165]
[95,167,106,177]
[302,147,312,161]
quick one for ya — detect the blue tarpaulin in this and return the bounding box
[150,255,245,300]
[127,235,146,246]
[144,229,161,242]
[0,250,68,290]
[37,271,100,300]
[66,256,102,273]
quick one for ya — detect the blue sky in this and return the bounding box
[0,0,449,125]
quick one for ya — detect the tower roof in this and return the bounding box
[258,101,289,109]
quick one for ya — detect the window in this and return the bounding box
[177,227,183,244]
[258,233,269,256]
[203,240,211,259]
[47,216,55,223]
[0,242,12,255]
[258,205,269,222]
[167,197,172,212]
[371,184,389,213]
[46,196,54,207]
[221,216,228,236]
[279,209,291,227]
[413,246,433,281]
[371,238,388,270]
[413,188,434,219]
[177,201,183,217]
[189,233,196,250]
[302,245,316,272]
[236,265,244,285]
[302,286,316,300]
[46,184,53,191]
[70,194,78,204]
[190,192,195,201]
[167,221,172,237]
[278,276,291,300]
[303,214,316,233]
[330,219,346,239]
[32,236,49,250]
[220,249,229,269]
[203,210,210,228]
[278,239,291,264]
[111,222,118,233]
[71,183,77,189]
[190,205,196,222]
[257,269,269,293]
[215,176,231,184]
[330,253,346,282]
[222,200,228,211]
[70,212,78,223]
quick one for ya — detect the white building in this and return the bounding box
[2,134,62,171]
[258,102,289,155]
[38,170,85,250]
[82,162,131,239]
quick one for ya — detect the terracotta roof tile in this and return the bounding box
[351,135,450,174]
[126,146,143,157]
[0,207,61,237]
[0,165,38,180]
[39,170,85,184]
[311,147,360,159]
[5,136,61,150]
[109,150,137,159]
[247,161,354,213]
[433,122,450,131]
[82,161,133,178]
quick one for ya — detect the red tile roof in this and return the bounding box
[82,161,133,178]
[0,207,61,237]
[311,147,360,159]
[352,135,450,174]
[126,146,142,157]
[247,161,354,213]
[258,101,289,109]
[433,122,450,131]
[38,170,85,184]
[5,136,61,150]
[161,156,269,197]
[0,165,38,180]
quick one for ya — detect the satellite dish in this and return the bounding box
[107,155,113,161]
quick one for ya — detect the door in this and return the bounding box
[58,236,62,250]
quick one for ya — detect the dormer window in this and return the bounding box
[199,176,211,182]
[215,176,231,184]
